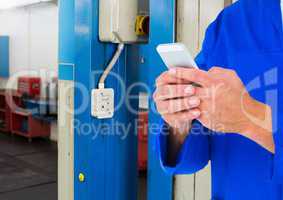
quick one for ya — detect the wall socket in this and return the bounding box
[91,88,114,119]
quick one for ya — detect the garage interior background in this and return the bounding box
[0,0,236,200]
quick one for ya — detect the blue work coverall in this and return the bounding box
[156,0,283,199]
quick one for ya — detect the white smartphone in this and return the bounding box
[156,43,199,69]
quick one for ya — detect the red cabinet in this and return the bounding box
[11,110,50,141]
[0,89,50,141]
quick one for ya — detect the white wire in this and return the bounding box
[98,43,125,89]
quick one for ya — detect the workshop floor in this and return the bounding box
[0,132,147,200]
[0,132,57,200]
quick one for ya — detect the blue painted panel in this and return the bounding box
[74,0,97,199]
[74,0,138,200]
[0,36,9,78]
[103,45,139,200]
[59,0,75,64]
[147,0,175,200]
[72,0,175,199]
[58,64,74,81]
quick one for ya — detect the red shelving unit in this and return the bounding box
[0,89,51,141]
[11,110,50,141]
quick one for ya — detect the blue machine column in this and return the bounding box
[58,0,75,200]
[72,0,176,199]
[74,0,139,199]
[147,0,175,199]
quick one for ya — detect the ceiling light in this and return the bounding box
[0,0,52,10]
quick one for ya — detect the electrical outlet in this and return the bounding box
[91,88,114,119]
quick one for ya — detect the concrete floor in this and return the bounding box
[0,132,147,200]
[0,133,57,200]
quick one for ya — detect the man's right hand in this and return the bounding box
[153,70,201,141]
[153,70,201,165]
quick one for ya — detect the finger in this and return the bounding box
[209,66,224,73]
[156,96,200,114]
[154,84,195,100]
[164,108,201,123]
[156,71,192,86]
[169,67,213,87]
[209,66,234,81]
[195,86,211,99]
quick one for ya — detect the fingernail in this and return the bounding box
[192,110,200,117]
[169,68,176,74]
[189,98,200,106]
[185,85,194,94]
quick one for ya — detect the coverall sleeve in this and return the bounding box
[157,120,210,175]
[271,75,283,184]
[155,20,220,175]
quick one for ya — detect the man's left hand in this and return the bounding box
[169,66,274,152]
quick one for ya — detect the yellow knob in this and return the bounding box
[78,173,85,182]
[135,15,150,36]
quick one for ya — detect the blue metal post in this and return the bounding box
[72,0,175,199]
[74,0,139,199]
[147,0,176,199]
[58,0,75,81]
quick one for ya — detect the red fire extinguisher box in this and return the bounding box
[18,77,41,97]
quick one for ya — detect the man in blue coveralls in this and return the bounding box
[154,0,283,199]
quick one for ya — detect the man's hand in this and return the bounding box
[153,71,201,136]
[170,66,274,153]
[153,70,202,165]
